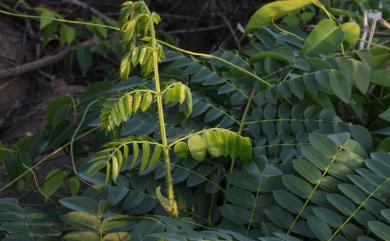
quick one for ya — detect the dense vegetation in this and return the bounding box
[0,0,389,240]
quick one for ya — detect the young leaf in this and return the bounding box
[245,0,312,33]
[111,156,119,182]
[202,130,222,157]
[184,87,193,118]
[188,134,206,161]
[133,92,142,113]
[149,145,162,168]
[140,143,150,172]
[120,52,131,80]
[140,92,153,112]
[131,143,139,167]
[340,22,360,49]
[178,85,186,104]
[174,142,189,160]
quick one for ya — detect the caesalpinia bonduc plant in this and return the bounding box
[93,1,253,217]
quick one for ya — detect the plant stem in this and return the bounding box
[149,16,178,217]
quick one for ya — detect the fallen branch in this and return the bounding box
[0,38,97,79]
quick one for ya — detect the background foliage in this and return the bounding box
[0,0,389,240]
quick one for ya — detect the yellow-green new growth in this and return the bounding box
[119,0,178,217]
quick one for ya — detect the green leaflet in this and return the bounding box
[328,70,351,104]
[264,206,294,229]
[162,82,192,117]
[164,86,178,104]
[340,22,360,49]
[312,207,343,228]
[140,92,153,112]
[43,169,68,201]
[309,132,337,157]
[307,215,332,241]
[174,142,189,160]
[250,46,294,63]
[149,145,162,167]
[59,24,76,46]
[293,159,322,184]
[239,137,253,162]
[202,130,222,157]
[111,156,119,182]
[368,221,390,240]
[60,211,99,231]
[273,190,303,214]
[133,92,142,113]
[371,70,390,88]
[379,108,390,122]
[59,196,99,215]
[175,129,253,162]
[245,0,313,33]
[336,58,370,95]
[282,175,313,199]
[301,19,344,57]
[140,142,150,172]
[188,134,206,161]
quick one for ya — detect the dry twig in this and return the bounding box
[0,38,97,79]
